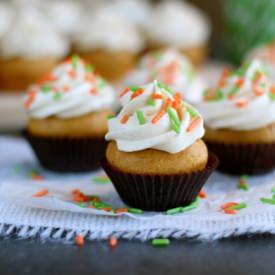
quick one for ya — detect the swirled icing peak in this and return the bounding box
[106,80,205,153]
[125,49,205,102]
[24,55,115,119]
[196,59,275,130]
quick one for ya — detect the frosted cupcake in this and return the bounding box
[103,80,218,211]
[196,60,275,174]
[124,49,205,102]
[23,55,115,172]
[145,0,211,67]
[0,7,69,92]
[73,9,145,81]
[245,42,275,82]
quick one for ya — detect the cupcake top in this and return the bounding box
[0,7,69,59]
[100,0,152,27]
[196,60,275,131]
[106,80,205,153]
[124,49,205,102]
[41,0,83,37]
[24,55,115,119]
[74,9,145,53]
[145,0,210,48]
[245,42,275,81]
[0,2,14,39]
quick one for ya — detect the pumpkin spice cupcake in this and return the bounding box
[0,7,69,92]
[73,8,145,81]
[102,80,218,211]
[145,0,211,67]
[196,60,275,174]
[124,49,205,102]
[23,55,115,172]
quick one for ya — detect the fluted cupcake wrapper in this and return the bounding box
[206,141,275,175]
[102,153,218,212]
[23,130,107,173]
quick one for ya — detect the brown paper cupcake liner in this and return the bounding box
[102,153,218,211]
[206,141,275,175]
[23,130,107,173]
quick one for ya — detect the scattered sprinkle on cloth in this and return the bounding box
[1,135,275,242]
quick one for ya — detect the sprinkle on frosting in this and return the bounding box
[106,80,204,153]
[196,59,275,130]
[24,55,115,119]
[124,49,205,102]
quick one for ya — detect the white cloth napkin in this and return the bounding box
[1,135,275,242]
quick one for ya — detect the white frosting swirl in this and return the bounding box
[74,9,145,53]
[145,0,210,48]
[195,60,275,130]
[245,43,275,82]
[0,7,69,59]
[106,80,205,153]
[24,56,115,119]
[124,49,205,102]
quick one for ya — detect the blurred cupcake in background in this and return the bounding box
[195,60,275,175]
[39,0,83,38]
[0,7,69,92]
[73,8,145,81]
[23,55,115,172]
[245,42,275,82]
[0,2,14,40]
[145,0,211,67]
[124,49,205,102]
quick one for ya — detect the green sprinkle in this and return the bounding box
[228,86,239,98]
[181,198,200,213]
[97,78,106,89]
[41,84,51,93]
[269,93,275,101]
[107,114,115,120]
[271,187,275,193]
[72,55,79,70]
[167,107,181,134]
[136,110,146,125]
[147,98,156,107]
[166,207,182,215]
[273,194,275,199]
[78,202,87,208]
[228,203,247,211]
[157,82,165,89]
[152,238,170,247]
[260,198,275,205]
[53,93,62,101]
[130,86,139,92]
[187,107,198,118]
[165,85,173,95]
[238,175,249,191]
[93,176,110,184]
[128,208,144,214]
[85,64,95,73]
[215,88,224,100]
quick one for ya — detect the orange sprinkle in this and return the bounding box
[152,110,165,124]
[131,88,144,100]
[152,93,163,100]
[75,234,84,247]
[253,86,264,96]
[224,209,237,215]
[235,99,249,108]
[198,190,207,199]
[31,174,44,181]
[109,237,118,248]
[172,92,182,109]
[115,208,128,214]
[24,90,37,109]
[32,189,49,198]
[38,72,56,84]
[72,189,81,195]
[235,78,245,88]
[68,70,77,78]
[270,86,275,94]
[187,117,202,132]
[165,98,173,110]
[63,85,70,92]
[84,74,95,83]
[102,207,113,212]
[218,68,231,88]
[119,87,130,98]
[90,87,97,94]
[221,202,238,210]
[120,115,129,124]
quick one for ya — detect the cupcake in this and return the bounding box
[145,0,211,67]
[102,80,218,211]
[23,55,115,172]
[124,49,205,102]
[73,8,145,81]
[196,60,275,175]
[245,42,275,82]
[0,7,69,92]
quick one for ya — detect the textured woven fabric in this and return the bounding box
[1,136,275,242]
